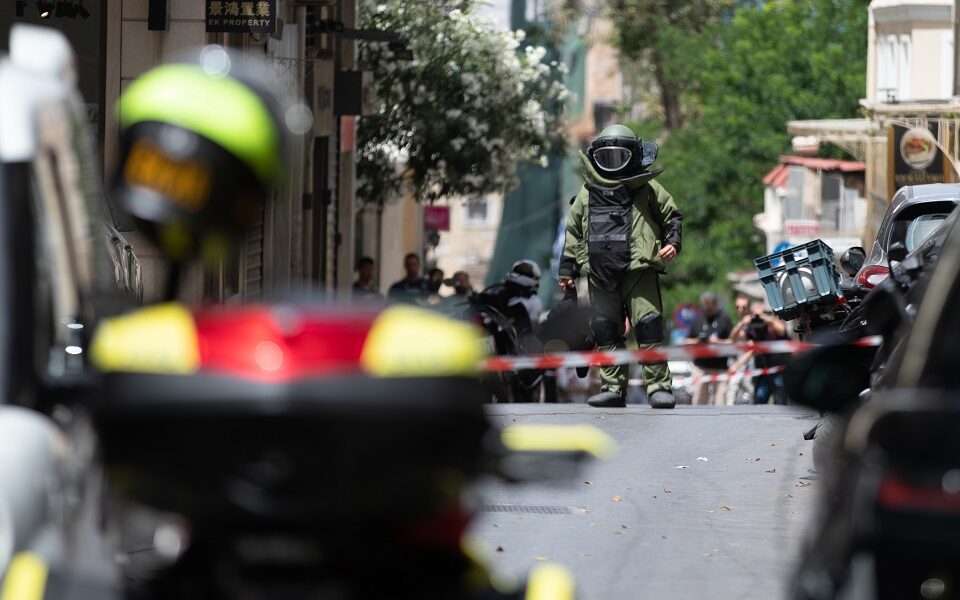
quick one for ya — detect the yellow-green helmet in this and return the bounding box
[112,46,297,262]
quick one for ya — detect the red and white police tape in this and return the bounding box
[479,336,882,373]
[627,365,787,387]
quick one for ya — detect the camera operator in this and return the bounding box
[731,300,789,405]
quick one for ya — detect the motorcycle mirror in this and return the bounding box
[888,241,908,263]
[839,246,866,277]
[784,344,872,413]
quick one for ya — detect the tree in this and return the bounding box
[357,0,569,206]
[608,0,733,130]
[629,0,868,314]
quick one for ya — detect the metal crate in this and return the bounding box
[754,240,841,321]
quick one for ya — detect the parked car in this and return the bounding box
[789,206,960,599]
[853,183,960,289]
[0,23,138,579]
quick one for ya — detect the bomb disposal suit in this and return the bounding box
[559,125,682,408]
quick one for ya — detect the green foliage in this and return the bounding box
[357,1,569,205]
[623,0,867,314]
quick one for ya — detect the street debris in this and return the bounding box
[496,546,504,553]
[796,481,811,487]
[613,531,625,536]
[534,556,549,562]
[674,465,690,469]
[663,488,672,494]
[766,468,776,473]
[584,481,593,485]
[697,457,709,461]
[621,524,630,529]
[578,508,591,514]
[720,504,732,511]
[612,495,623,502]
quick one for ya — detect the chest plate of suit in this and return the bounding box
[587,184,633,290]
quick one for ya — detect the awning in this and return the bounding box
[762,155,865,189]
[785,118,880,161]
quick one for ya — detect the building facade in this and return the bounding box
[2,0,367,304]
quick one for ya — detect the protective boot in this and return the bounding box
[587,390,626,408]
[649,390,676,409]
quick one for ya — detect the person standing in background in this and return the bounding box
[685,291,733,405]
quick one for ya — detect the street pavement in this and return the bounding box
[469,404,821,600]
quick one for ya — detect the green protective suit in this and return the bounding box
[559,151,683,396]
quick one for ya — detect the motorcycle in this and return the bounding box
[1,303,612,599]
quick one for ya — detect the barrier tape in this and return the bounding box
[480,336,882,373]
[627,365,787,387]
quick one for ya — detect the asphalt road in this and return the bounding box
[469,404,821,600]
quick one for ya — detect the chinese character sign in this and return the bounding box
[206,0,275,33]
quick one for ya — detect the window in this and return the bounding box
[942,31,954,98]
[898,34,911,100]
[464,200,489,225]
[877,35,896,99]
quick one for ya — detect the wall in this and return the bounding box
[434,195,504,293]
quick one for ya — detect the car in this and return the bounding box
[790,206,960,599]
[853,183,960,289]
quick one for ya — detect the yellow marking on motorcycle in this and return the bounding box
[524,563,575,600]
[1,553,48,600]
[501,425,615,458]
[123,139,212,212]
[90,303,200,374]
[360,305,484,377]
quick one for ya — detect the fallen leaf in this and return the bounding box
[720,504,732,511]
[534,556,549,562]
[754,458,761,462]
[620,524,630,529]
[766,468,776,473]
[663,488,672,494]
[584,481,593,485]
[795,481,811,488]
[612,495,623,502]
[496,546,504,553]
[697,457,709,462]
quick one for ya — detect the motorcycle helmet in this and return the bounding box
[506,260,541,295]
[586,124,659,178]
[777,266,819,307]
[112,46,307,263]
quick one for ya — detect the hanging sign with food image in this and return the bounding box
[900,128,938,169]
[888,123,955,198]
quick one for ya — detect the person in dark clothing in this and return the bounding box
[731,300,789,405]
[427,268,445,294]
[684,291,733,405]
[352,256,381,300]
[388,253,431,302]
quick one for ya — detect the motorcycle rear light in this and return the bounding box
[876,473,960,513]
[856,265,889,288]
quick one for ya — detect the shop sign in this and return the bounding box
[784,219,820,237]
[206,0,275,34]
[888,124,955,199]
[424,206,450,231]
[819,237,862,256]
